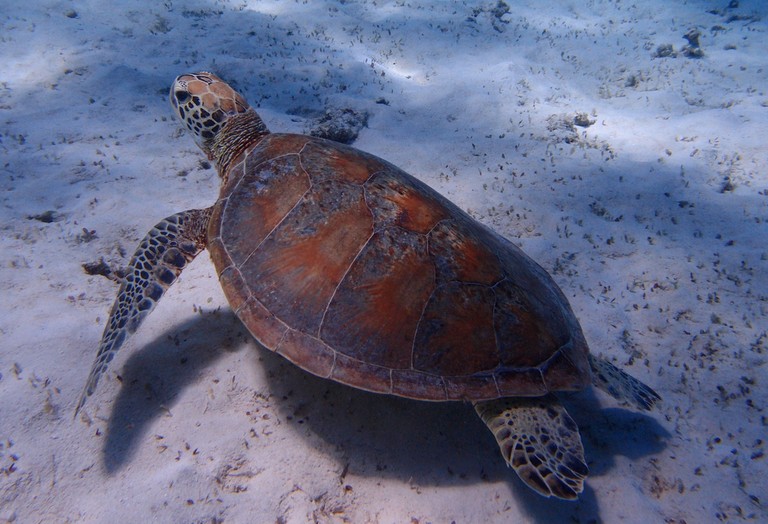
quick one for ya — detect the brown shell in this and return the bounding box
[208,134,591,401]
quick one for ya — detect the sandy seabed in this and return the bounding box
[1,1,767,522]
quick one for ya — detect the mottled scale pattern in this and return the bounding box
[209,134,593,401]
[76,208,210,414]
[170,72,250,146]
[474,395,589,499]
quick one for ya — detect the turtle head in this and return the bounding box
[170,72,263,161]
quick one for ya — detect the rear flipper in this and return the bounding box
[588,353,661,411]
[75,208,211,416]
[474,394,589,500]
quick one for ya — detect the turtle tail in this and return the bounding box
[75,208,212,417]
[588,353,661,411]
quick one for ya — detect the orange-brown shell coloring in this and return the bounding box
[207,134,592,401]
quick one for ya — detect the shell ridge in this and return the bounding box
[247,149,307,171]
[226,267,249,315]
[317,229,376,339]
[327,349,338,380]
[272,330,337,380]
[235,168,312,272]
[491,283,503,373]
[490,373,502,399]
[272,326,292,358]
[438,375,448,400]
[426,216,454,237]
[540,346,567,392]
[297,139,313,158]
[210,194,231,267]
[410,282,438,372]
[537,368,546,391]
[361,174,379,218]
[362,169,387,186]
[330,353,452,398]
[254,135,312,169]
[245,294,291,332]
[409,218,452,372]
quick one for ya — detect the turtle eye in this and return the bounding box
[174,90,190,104]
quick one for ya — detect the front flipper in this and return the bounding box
[588,354,661,411]
[75,208,212,416]
[474,395,588,500]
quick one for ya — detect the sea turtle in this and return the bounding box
[77,72,660,500]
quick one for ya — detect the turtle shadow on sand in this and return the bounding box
[254,326,669,515]
[100,306,668,517]
[101,308,505,483]
[101,309,245,473]
[514,390,669,522]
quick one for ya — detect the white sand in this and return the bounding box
[1,1,767,522]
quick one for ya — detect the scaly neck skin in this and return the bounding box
[210,109,270,179]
